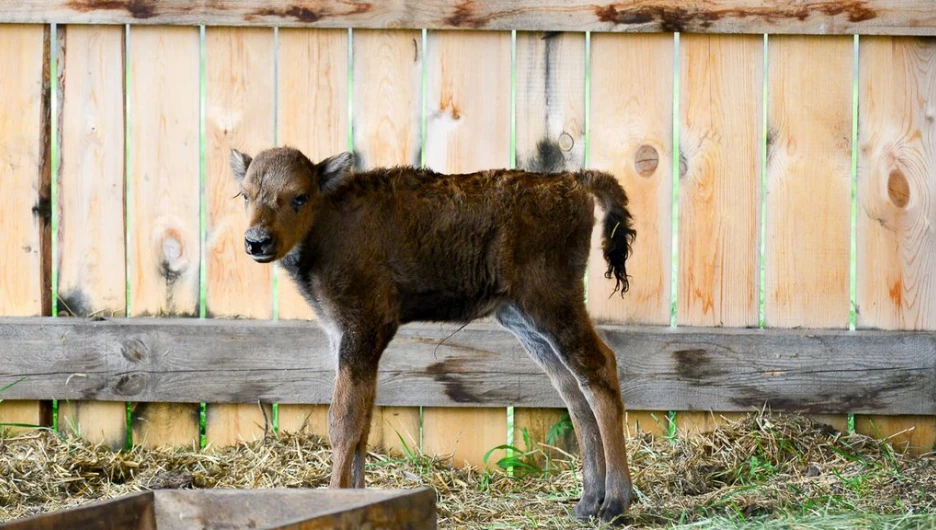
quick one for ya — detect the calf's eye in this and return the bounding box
[291,194,308,210]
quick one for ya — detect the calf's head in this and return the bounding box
[229,147,354,262]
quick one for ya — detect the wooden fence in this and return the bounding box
[1,1,936,466]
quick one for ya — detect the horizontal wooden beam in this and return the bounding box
[1,1,935,36]
[1,317,934,415]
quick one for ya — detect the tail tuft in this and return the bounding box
[576,170,636,297]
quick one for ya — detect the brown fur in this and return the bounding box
[230,146,637,523]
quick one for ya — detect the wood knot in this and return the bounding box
[114,373,146,396]
[558,132,574,152]
[887,168,910,208]
[634,144,659,177]
[121,339,148,363]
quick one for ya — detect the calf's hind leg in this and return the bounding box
[513,301,633,523]
[496,305,607,519]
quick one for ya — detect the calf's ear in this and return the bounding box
[317,152,356,193]
[230,149,252,182]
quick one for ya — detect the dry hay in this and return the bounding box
[1,412,934,529]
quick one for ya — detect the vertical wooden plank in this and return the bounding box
[277,405,420,456]
[512,31,584,458]
[676,34,762,435]
[0,24,52,433]
[202,27,275,447]
[588,33,673,325]
[127,25,200,448]
[277,28,348,322]
[856,36,936,454]
[274,28,348,442]
[56,24,128,450]
[764,36,853,435]
[421,30,510,468]
[350,29,423,455]
[765,36,852,329]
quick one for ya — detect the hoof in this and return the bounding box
[573,493,603,520]
[597,493,632,525]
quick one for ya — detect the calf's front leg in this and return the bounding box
[327,324,395,489]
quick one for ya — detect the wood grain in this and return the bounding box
[764,36,852,329]
[423,407,508,469]
[0,491,157,530]
[421,30,511,467]
[2,318,935,416]
[0,24,51,433]
[276,28,348,321]
[676,34,762,434]
[205,27,274,320]
[349,28,424,455]
[152,489,436,530]
[203,27,275,447]
[127,25,201,448]
[588,33,673,324]
[56,25,128,450]
[3,1,936,36]
[512,30,585,457]
[856,36,936,454]
[278,404,421,455]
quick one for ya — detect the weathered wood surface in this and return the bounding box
[56,24,129,451]
[153,488,436,530]
[0,24,52,433]
[675,33,763,434]
[1,318,934,415]
[3,1,936,36]
[126,25,201,448]
[0,491,157,530]
[0,488,436,530]
[856,36,936,452]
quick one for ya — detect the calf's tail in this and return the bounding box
[576,170,636,296]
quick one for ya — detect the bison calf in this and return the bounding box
[230,146,637,522]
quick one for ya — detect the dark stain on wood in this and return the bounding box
[65,0,157,19]
[594,2,876,31]
[673,348,729,381]
[522,138,566,173]
[765,125,777,164]
[425,359,479,403]
[678,149,688,178]
[731,369,926,412]
[57,288,93,317]
[445,0,491,28]
[252,6,323,23]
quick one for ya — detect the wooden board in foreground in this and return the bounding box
[3,1,936,36]
[0,488,437,530]
[1,318,934,416]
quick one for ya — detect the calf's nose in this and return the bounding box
[244,227,275,256]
